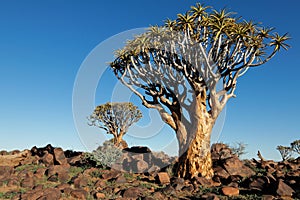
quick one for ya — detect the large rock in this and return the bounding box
[70,189,88,199]
[249,177,265,192]
[223,157,255,178]
[211,143,232,161]
[213,166,230,179]
[41,152,54,166]
[276,179,295,197]
[123,187,143,199]
[136,160,149,172]
[53,148,68,165]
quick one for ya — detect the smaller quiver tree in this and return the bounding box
[88,102,142,147]
[291,140,300,155]
[276,145,292,161]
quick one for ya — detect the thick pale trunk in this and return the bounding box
[176,91,215,179]
[176,122,214,179]
[114,133,124,147]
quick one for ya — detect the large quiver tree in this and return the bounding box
[110,3,289,178]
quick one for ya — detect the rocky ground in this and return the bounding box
[0,143,299,200]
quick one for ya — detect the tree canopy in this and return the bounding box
[109,3,289,178]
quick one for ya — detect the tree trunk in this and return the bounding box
[176,92,215,179]
[176,122,214,179]
[114,131,125,148]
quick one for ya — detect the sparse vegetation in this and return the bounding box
[87,140,123,168]
[15,164,45,173]
[230,142,247,158]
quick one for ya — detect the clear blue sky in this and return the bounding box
[0,0,299,161]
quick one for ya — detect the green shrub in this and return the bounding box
[87,140,122,168]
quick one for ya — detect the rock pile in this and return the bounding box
[0,143,298,199]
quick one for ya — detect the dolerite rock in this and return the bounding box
[0,150,8,155]
[53,148,68,165]
[95,192,106,199]
[102,169,121,180]
[156,172,170,184]
[213,166,230,180]
[276,179,295,197]
[195,176,220,187]
[0,166,14,179]
[211,143,232,161]
[34,167,47,179]
[47,165,70,177]
[249,177,265,192]
[21,172,35,189]
[70,189,88,199]
[221,186,239,196]
[201,193,220,200]
[21,188,61,200]
[41,152,54,166]
[222,156,255,178]
[123,187,143,199]
[73,174,89,188]
[115,175,127,184]
[123,146,151,153]
[136,160,149,172]
[172,177,185,191]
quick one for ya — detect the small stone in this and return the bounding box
[95,192,105,199]
[34,168,47,179]
[95,180,106,188]
[70,189,88,199]
[123,187,143,199]
[201,193,220,200]
[48,174,58,182]
[73,175,89,188]
[172,177,185,190]
[156,172,170,184]
[115,175,127,184]
[102,169,121,180]
[152,192,165,199]
[58,171,70,183]
[262,195,275,200]
[0,166,14,178]
[21,176,35,189]
[221,186,239,196]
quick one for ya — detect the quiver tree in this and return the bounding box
[291,140,300,155]
[88,102,142,147]
[230,142,247,158]
[110,3,289,178]
[276,145,293,161]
